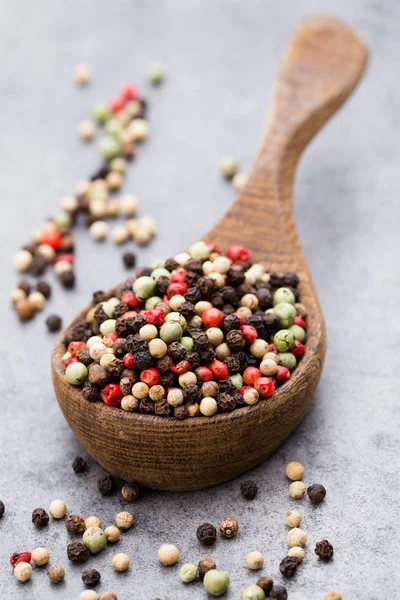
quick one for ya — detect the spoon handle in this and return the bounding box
[204,16,368,269]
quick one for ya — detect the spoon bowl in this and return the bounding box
[52,16,368,490]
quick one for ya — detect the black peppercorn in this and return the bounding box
[186,351,200,369]
[307,483,326,504]
[93,290,107,304]
[185,271,200,286]
[184,286,202,304]
[218,380,237,395]
[113,338,128,357]
[168,342,187,362]
[89,364,109,386]
[245,314,266,338]
[121,483,140,502]
[159,372,176,388]
[256,576,273,595]
[32,507,49,528]
[221,286,238,306]
[122,252,136,268]
[224,356,241,373]
[226,329,245,350]
[236,282,252,297]
[90,163,110,180]
[82,381,100,402]
[227,265,246,286]
[315,539,334,561]
[233,391,246,406]
[174,405,188,420]
[60,270,75,288]
[157,355,174,374]
[139,267,152,276]
[196,523,217,546]
[94,305,109,324]
[183,384,201,404]
[279,556,298,577]
[197,277,216,295]
[198,557,216,580]
[270,584,288,600]
[0,500,4,519]
[155,275,171,296]
[106,357,125,377]
[154,399,172,416]
[179,301,195,320]
[113,303,129,319]
[140,397,156,414]
[120,377,134,396]
[72,456,87,473]
[77,348,91,366]
[263,312,281,334]
[222,304,235,315]
[82,568,101,587]
[269,273,285,287]
[199,346,216,363]
[134,350,154,370]
[186,258,203,273]
[282,272,300,288]
[126,334,148,353]
[210,291,224,308]
[240,480,258,500]
[97,474,116,496]
[46,314,62,332]
[36,280,51,298]
[66,514,86,535]
[30,255,47,276]
[67,541,89,562]
[18,279,32,295]
[255,287,273,309]
[165,257,180,271]
[217,393,236,412]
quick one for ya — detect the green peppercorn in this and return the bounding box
[179,563,198,583]
[99,136,121,160]
[273,330,295,352]
[273,287,295,305]
[203,570,230,597]
[160,322,183,343]
[189,241,210,262]
[100,319,116,335]
[274,302,296,328]
[241,585,266,600]
[289,324,306,342]
[133,276,157,299]
[148,62,164,84]
[82,526,107,554]
[54,212,72,228]
[229,374,243,389]
[181,336,194,352]
[66,362,88,385]
[278,352,297,371]
[105,118,123,137]
[151,267,171,281]
[92,104,111,124]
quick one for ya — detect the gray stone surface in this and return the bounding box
[0,0,399,598]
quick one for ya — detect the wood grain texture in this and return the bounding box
[52,16,368,491]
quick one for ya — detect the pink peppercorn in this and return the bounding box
[121,291,141,308]
[254,377,275,397]
[167,282,187,297]
[243,367,261,385]
[64,356,78,369]
[291,340,305,358]
[68,341,86,356]
[123,353,136,369]
[109,97,124,112]
[239,385,253,396]
[267,343,278,354]
[141,309,165,326]
[140,368,160,386]
[276,366,290,381]
[122,310,140,320]
[104,332,118,343]
[41,230,62,249]
[208,359,229,381]
[240,324,258,344]
[171,360,190,374]
[53,253,75,264]
[202,308,223,328]
[121,84,137,101]
[10,552,31,568]
[171,269,187,284]
[195,366,213,382]
[235,313,247,326]
[101,384,123,406]
[294,316,307,329]
[226,244,250,263]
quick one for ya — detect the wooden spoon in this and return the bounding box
[52,16,368,491]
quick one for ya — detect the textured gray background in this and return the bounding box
[0,0,399,598]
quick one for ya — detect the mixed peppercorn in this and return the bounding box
[60,242,307,418]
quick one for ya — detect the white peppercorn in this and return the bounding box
[285,510,302,528]
[54,260,73,276]
[243,388,259,406]
[167,388,184,407]
[80,591,99,600]
[132,382,149,399]
[10,288,26,304]
[121,395,139,412]
[139,324,158,341]
[245,551,264,570]
[220,156,238,178]
[112,553,130,572]
[200,397,218,416]
[260,359,278,376]
[111,224,129,245]
[178,371,197,388]
[74,63,90,86]
[286,461,305,481]
[14,249,33,272]
[325,591,342,600]
[85,516,102,529]
[289,481,306,499]
[206,327,224,346]
[250,339,269,358]
[287,527,307,548]
[78,120,96,141]
[90,221,108,241]
[157,544,180,566]
[129,119,149,142]
[49,499,68,519]
[119,194,137,216]
[287,546,305,562]
[232,172,248,191]
[14,562,32,582]
[115,511,134,530]
[104,525,120,542]
[32,547,50,566]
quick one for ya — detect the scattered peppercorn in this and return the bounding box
[285,461,305,481]
[46,314,62,332]
[32,507,49,528]
[66,514,86,535]
[67,541,89,562]
[112,552,131,572]
[203,569,230,597]
[31,547,50,566]
[115,511,134,530]
[72,456,87,473]
[289,481,307,499]
[122,251,136,268]
[279,555,298,577]
[0,500,4,519]
[121,482,140,502]
[49,499,68,519]
[220,517,239,538]
[83,526,107,554]
[307,483,327,504]
[14,562,32,583]
[256,576,274,595]
[270,584,288,600]
[241,480,258,500]
[198,557,216,580]
[197,522,217,546]
[157,543,180,566]
[325,591,342,600]
[47,564,65,584]
[245,551,264,570]
[315,539,334,561]
[10,552,32,568]
[97,474,116,496]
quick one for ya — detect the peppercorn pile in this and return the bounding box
[10,80,157,325]
[60,241,307,418]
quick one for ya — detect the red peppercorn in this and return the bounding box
[208,359,229,381]
[239,385,253,396]
[291,340,305,358]
[64,356,78,369]
[109,97,124,112]
[121,291,141,308]
[41,230,62,250]
[202,308,223,328]
[276,366,290,381]
[235,312,247,326]
[121,310,140,320]
[10,552,31,568]
[294,316,307,329]
[104,332,118,343]
[267,343,278,354]
[121,84,137,101]
[101,384,123,406]
[171,269,187,284]
[53,253,75,264]
[167,282,188,298]
[171,360,190,374]
[195,366,213,382]
[243,367,262,385]
[68,341,87,356]
[240,324,258,344]
[123,353,136,369]
[141,309,165,327]
[226,244,250,263]
[140,368,160,386]
[254,377,275,397]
